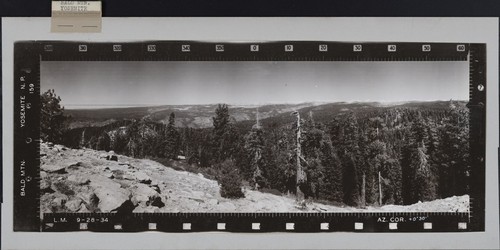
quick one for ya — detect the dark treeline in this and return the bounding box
[56,99,469,206]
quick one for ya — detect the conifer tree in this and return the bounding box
[266,128,295,194]
[244,126,267,189]
[165,112,180,159]
[336,113,361,206]
[436,104,469,197]
[218,159,245,198]
[96,132,111,151]
[412,141,436,201]
[212,104,240,163]
[402,116,436,204]
[319,135,343,202]
[41,89,68,143]
[366,140,389,205]
[125,121,141,157]
[212,104,230,157]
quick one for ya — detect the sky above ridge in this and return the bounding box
[41,61,468,109]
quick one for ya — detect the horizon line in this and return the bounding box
[63,99,468,110]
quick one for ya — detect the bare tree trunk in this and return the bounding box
[378,171,383,206]
[294,111,305,203]
[80,129,86,148]
[361,173,366,207]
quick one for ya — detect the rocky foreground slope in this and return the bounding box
[40,143,470,214]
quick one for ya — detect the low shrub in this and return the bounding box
[218,159,245,199]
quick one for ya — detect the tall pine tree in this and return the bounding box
[244,126,267,189]
[165,112,180,159]
[41,89,68,143]
[212,104,240,163]
[401,114,436,204]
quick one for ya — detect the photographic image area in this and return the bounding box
[39,60,470,214]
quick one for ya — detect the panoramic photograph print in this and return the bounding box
[39,60,470,214]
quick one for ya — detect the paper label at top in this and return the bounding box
[51,1,102,33]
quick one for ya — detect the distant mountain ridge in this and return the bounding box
[65,100,467,129]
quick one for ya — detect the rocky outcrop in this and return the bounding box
[99,151,118,161]
[40,143,170,214]
[132,171,151,184]
[67,174,90,185]
[131,183,165,208]
[41,164,67,174]
[94,188,130,212]
[40,171,54,193]
[65,198,83,212]
[88,176,131,212]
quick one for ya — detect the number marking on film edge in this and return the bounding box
[216,45,224,52]
[41,212,472,232]
[147,45,156,52]
[78,44,87,52]
[12,41,484,232]
[14,42,41,231]
[181,44,190,52]
[36,42,470,61]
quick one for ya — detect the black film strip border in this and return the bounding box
[467,44,486,231]
[12,41,486,232]
[37,41,469,61]
[13,43,41,231]
[42,212,471,233]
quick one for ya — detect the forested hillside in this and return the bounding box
[54,100,469,207]
[64,103,320,129]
